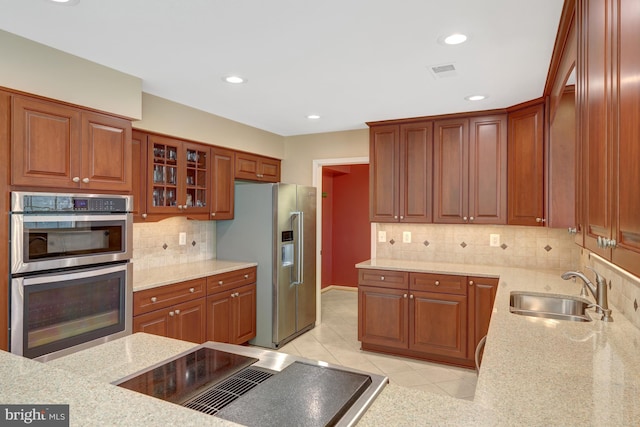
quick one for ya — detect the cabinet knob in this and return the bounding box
[469,280,474,286]
[410,294,414,299]
[82,177,90,183]
[244,274,249,279]
[536,217,546,223]
[211,212,216,217]
[178,205,183,210]
[400,215,404,220]
[403,294,407,298]
[380,276,385,281]
[470,216,475,221]
[169,311,174,316]
[218,280,223,285]
[189,287,195,293]
[434,280,440,286]
[568,227,577,235]
[151,297,157,303]
[142,213,148,219]
[394,215,398,219]
[463,216,468,221]
[174,309,181,315]
[72,176,80,183]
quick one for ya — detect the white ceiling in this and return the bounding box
[0,0,564,136]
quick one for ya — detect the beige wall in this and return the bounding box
[135,93,285,159]
[282,129,369,185]
[0,30,141,119]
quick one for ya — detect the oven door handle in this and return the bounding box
[16,213,129,223]
[18,263,130,286]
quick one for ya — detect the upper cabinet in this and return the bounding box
[578,0,640,276]
[433,115,507,224]
[507,103,545,226]
[210,147,235,220]
[234,152,281,182]
[369,122,433,223]
[12,95,132,192]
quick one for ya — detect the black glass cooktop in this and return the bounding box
[116,348,258,404]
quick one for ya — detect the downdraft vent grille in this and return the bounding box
[183,367,274,415]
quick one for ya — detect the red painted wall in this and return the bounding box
[322,164,369,288]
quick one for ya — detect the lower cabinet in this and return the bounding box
[133,267,257,345]
[358,268,497,368]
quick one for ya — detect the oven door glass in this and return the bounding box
[11,213,132,274]
[11,263,132,360]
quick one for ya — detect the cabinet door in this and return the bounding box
[211,147,235,220]
[81,111,132,192]
[469,115,507,224]
[231,283,257,344]
[183,142,210,214]
[369,125,399,222]
[131,130,147,220]
[507,104,545,226]
[173,298,206,344]
[259,157,281,182]
[234,152,280,182]
[433,119,469,223]
[580,0,613,255]
[467,277,498,360]
[358,286,408,349]
[133,310,171,338]
[148,134,181,214]
[399,122,433,223]
[409,290,467,359]
[611,0,640,277]
[11,96,81,188]
[206,291,233,343]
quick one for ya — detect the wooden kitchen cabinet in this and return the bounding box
[133,278,207,343]
[369,122,433,223]
[433,116,507,224]
[206,267,257,344]
[234,151,281,182]
[358,285,408,349]
[210,147,235,220]
[146,134,210,218]
[578,0,640,276]
[507,102,545,226]
[12,95,132,192]
[131,130,147,220]
[467,276,498,361]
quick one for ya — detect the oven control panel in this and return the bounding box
[11,192,133,213]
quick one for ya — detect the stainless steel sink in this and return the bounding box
[509,291,593,322]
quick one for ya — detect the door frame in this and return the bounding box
[312,157,370,325]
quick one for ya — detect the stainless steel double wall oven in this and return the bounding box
[9,192,133,361]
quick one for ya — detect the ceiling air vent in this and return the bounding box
[429,63,457,79]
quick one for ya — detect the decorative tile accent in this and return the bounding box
[501,243,508,250]
[191,241,196,246]
[460,242,467,248]
[162,243,168,250]
[423,240,430,247]
[389,239,395,245]
[544,245,552,252]
[635,299,638,312]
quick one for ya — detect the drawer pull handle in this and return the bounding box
[174,309,180,315]
[434,281,440,286]
[380,276,385,281]
[218,280,223,285]
[189,287,195,293]
[151,297,157,303]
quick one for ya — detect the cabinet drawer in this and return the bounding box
[410,273,467,295]
[134,278,206,316]
[358,269,408,290]
[207,267,256,295]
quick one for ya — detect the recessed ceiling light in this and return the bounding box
[224,75,246,84]
[307,114,321,120]
[48,0,80,5]
[465,95,486,101]
[444,33,468,45]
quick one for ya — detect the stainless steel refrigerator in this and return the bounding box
[216,183,316,349]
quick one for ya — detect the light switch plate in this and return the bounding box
[403,231,411,243]
[490,234,500,247]
[378,231,387,242]
[179,232,187,245]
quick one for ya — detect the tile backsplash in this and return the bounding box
[374,223,580,270]
[132,217,215,272]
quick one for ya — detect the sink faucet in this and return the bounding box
[561,268,613,322]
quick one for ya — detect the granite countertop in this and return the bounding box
[2,259,638,426]
[132,259,257,292]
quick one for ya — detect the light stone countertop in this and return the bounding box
[356,258,640,426]
[132,259,257,292]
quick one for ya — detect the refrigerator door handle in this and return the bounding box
[291,211,303,285]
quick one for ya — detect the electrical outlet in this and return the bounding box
[378,231,387,242]
[403,231,411,243]
[179,232,187,246]
[490,234,500,247]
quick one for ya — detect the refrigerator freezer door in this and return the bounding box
[296,185,317,333]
